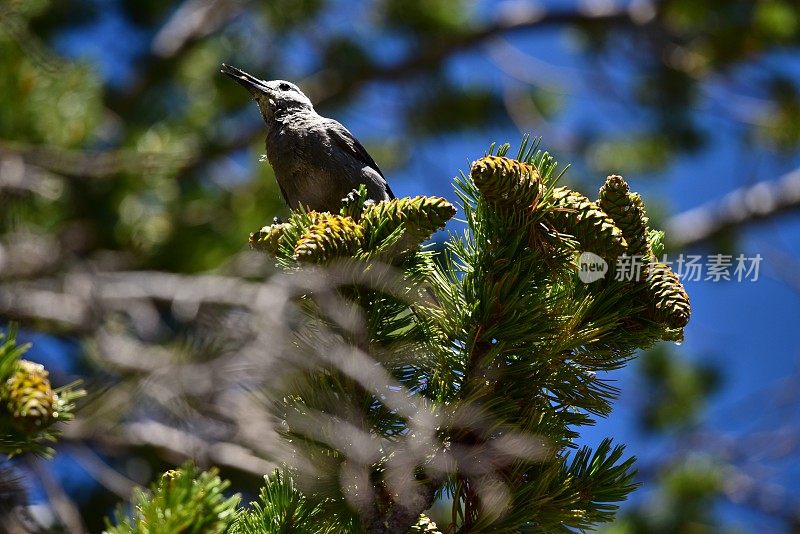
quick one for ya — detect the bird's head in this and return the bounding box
[221,64,313,121]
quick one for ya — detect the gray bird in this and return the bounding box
[221,64,394,213]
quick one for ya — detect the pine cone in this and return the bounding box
[408,513,442,533]
[644,263,691,328]
[2,360,57,432]
[470,156,542,209]
[250,222,290,255]
[549,187,627,258]
[360,196,456,250]
[294,214,364,263]
[598,175,652,259]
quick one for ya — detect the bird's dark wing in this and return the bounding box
[264,143,293,205]
[277,181,291,206]
[325,120,395,199]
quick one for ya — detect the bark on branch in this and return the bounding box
[666,168,800,249]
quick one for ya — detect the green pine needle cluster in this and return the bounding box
[0,324,84,458]
[593,175,690,332]
[420,138,681,530]
[230,470,338,534]
[250,189,456,265]
[105,462,240,534]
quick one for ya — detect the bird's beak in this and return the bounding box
[220,63,271,96]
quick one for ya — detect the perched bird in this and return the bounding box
[221,64,394,213]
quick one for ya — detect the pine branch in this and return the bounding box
[425,142,684,530]
[105,462,240,534]
[231,470,339,534]
[0,324,85,458]
[92,137,688,532]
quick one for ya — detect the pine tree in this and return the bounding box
[105,137,690,533]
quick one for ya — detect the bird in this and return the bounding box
[220,64,394,213]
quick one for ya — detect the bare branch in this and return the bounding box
[67,444,139,499]
[0,270,271,332]
[62,420,275,479]
[151,0,243,58]
[85,270,264,307]
[179,5,644,176]
[0,232,63,280]
[0,140,191,180]
[312,4,637,100]
[666,168,800,249]
[0,285,95,332]
[110,0,243,115]
[27,457,88,534]
[0,153,64,199]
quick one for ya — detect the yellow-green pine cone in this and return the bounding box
[549,187,627,258]
[645,263,691,328]
[2,360,57,432]
[294,214,364,263]
[598,175,652,259]
[360,196,456,249]
[250,223,290,254]
[470,156,542,209]
[409,514,442,533]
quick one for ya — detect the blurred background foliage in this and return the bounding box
[1,0,800,531]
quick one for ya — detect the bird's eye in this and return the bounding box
[279,82,293,91]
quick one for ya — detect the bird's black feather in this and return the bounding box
[325,120,395,199]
